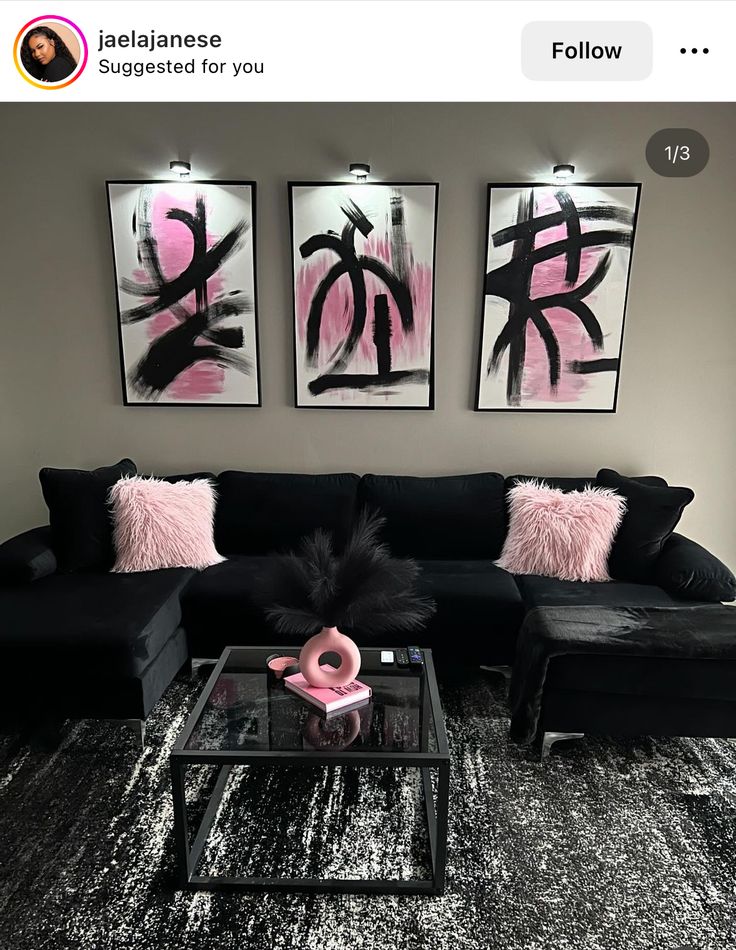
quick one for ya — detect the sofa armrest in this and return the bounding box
[0,526,57,585]
[654,533,736,603]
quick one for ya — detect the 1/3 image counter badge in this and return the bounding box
[14,15,88,89]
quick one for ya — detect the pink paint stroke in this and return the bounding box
[295,230,433,381]
[520,188,618,403]
[131,189,231,400]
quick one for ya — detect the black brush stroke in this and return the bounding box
[390,191,409,287]
[492,205,634,247]
[302,230,358,366]
[132,311,252,396]
[208,327,244,348]
[568,358,619,374]
[486,191,631,399]
[485,231,630,296]
[121,222,247,323]
[167,196,208,314]
[124,187,252,395]
[360,257,413,333]
[565,301,605,350]
[299,231,345,260]
[308,369,429,396]
[553,189,581,285]
[301,207,414,376]
[528,308,561,387]
[373,294,391,377]
[339,199,373,239]
[304,260,350,362]
[488,189,535,406]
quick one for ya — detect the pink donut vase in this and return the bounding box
[303,710,362,751]
[299,626,361,688]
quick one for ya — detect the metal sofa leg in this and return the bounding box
[541,731,584,760]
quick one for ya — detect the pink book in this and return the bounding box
[284,666,372,713]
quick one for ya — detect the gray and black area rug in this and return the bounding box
[1,672,735,950]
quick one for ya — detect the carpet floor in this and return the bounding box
[0,671,734,950]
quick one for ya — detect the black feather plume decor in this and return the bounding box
[256,510,436,639]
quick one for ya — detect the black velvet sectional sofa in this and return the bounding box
[0,468,734,740]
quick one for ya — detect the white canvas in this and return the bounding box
[107,181,260,406]
[476,184,640,412]
[290,182,437,409]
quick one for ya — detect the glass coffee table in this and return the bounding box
[170,646,449,895]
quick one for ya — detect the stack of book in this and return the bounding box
[284,667,371,716]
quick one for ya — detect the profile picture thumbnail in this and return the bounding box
[14,15,88,89]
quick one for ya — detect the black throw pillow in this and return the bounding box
[655,533,736,603]
[39,459,137,572]
[596,468,694,582]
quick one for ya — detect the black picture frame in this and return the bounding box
[106,179,262,408]
[474,181,642,413]
[288,181,439,410]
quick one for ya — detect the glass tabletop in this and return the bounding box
[179,647,445,758]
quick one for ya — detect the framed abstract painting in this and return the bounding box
[475,182,641,412]
[289,181,438,409]
[107,180,261,406]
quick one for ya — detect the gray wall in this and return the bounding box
[1,103,735,565]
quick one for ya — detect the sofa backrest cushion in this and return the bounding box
[39,458,137,572]
[505,474,667,494]
[160,472,217,484]
[215,471,360,555]
[357,473,506,559]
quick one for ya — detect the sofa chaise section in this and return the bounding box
[509,605,736,756]
[0,530,194,725]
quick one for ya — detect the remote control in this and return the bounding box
[408,646,424,667]
[380,650,394,665]
[396,649,409,667]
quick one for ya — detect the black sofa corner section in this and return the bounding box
[0,469,733,729]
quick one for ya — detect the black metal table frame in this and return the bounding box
[170,646,450,895]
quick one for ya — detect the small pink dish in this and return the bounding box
[266,654,300,680]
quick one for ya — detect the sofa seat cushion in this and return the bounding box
[183,557,525,664]
[0,568,193,678]
[546,654,736,703]
[181,556,276,656]
[416,560,525,664]
[514,574,709,610]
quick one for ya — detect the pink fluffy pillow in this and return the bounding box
[109,477,225,573]
[496,480,626,582]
